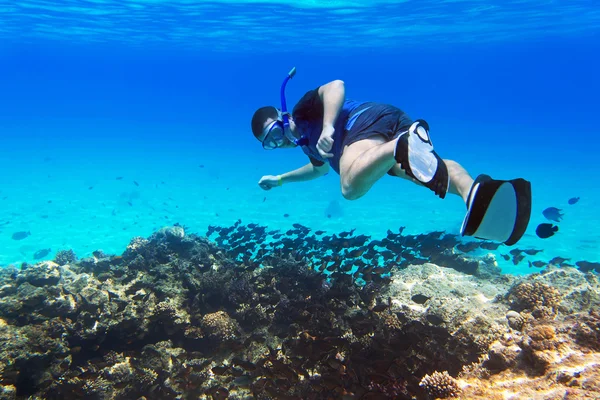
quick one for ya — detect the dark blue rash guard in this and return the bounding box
[291,87,366,174]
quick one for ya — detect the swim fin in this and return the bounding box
[394,120,449,199]
[460,174,532,246]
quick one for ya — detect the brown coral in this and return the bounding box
[511,281,562,319]
[200,311,239,341]
[521,324,564,374]
[419,370,461,398]
[528,325,555,342]
[126,237,149,252]
[571,310,600,351]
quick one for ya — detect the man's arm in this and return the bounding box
[316,80,345,158]
[258,163,329,190]
[318,80,345,130]
[280,162,329,184]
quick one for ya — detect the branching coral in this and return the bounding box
[510,281,562,319]
[419,370,461,398]
[200,311,240,341]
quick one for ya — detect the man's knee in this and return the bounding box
[341,179,364,200]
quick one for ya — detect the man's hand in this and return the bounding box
[316,125,335,159]
[258,175,282,190]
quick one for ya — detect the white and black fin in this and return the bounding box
[460,174,532,246]
[394,120,449,199]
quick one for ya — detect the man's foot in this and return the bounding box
[394,120,449,199]
[460,174,532,246]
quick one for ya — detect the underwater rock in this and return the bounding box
[0,385,16,400]
[483,339,521,372]
[16,261,60,287]
[155,225,185,241]
[506,310,527,331]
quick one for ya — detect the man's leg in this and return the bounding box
[339,125,532,246]
[339,136,474,202]
[390,160,473,202]
[339,135,396,200]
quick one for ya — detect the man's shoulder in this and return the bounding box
[295,86,321,106]
[292,86,322,119]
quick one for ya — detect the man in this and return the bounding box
[251,73,531,246]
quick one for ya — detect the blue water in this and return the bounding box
[1,1,599,274]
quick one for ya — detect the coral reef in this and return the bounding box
[54,249,77,265]
[0,222,597,399]
[419,370,461,398]
[509,281,563,319]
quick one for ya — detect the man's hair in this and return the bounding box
[251,106,278,139]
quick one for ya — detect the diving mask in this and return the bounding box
[262,110,291,150]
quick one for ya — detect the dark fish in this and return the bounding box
[88,186,93,190]
[480,241,501,250]
[512,253,526,265]
[12,231,30,240]
[92,250,105,258]
[536,223,558,239]
[568,197,579,205]
[523,248,543,255]
[133,181,139,186]
[426,315,444,325]
[33,248,51,259]
[370,303,389,312]
[411,294,430,304]
[263,197,266,202]
[549,256,570,265]
[457,242,479,253]
[348,248,365,257]
[199,164,204,168]
[211,366,229,375]
[531,260,546,268]
[501,254,510,261]
[232,358,257,371]
[116,176,123,180]
[575,261,600,273]
[542,207,564,222]
[283,213,290,218]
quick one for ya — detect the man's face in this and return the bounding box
[258,116,297,149]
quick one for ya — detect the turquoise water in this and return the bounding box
[1,1,599,274]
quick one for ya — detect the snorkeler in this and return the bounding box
[251,68,532,246]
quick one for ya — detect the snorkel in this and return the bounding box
[280,67,307,146]
[280,66,296,130]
